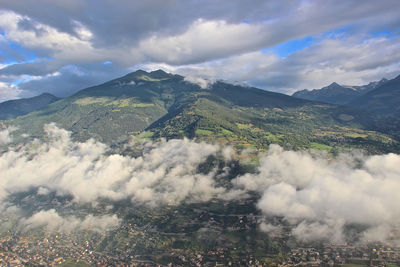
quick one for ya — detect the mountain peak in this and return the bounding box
[149,69,172,79]
[150,69,167,75]
[127,69,148,76]
[122,69,172,81]
[327,82,341,87]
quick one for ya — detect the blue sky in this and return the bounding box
[263,36,314,57]
[263,26,400,58]
[0,37,37,64]
[0,0,400,101]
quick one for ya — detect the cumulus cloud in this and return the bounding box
[0,10,101,64]
[184,75,215,89]
[0,123,228,206]
[259,222,283,235]
[138,19,267,65]
[234,144,400,243]
[0,126,16,145]
[1,124,400,243]
[1,0,400,98]
[0,82,21,102]
[20,209,120,233]
[292,220,345,243]
[141,34,400,94]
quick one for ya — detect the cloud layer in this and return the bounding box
[20,209,121,233]
[0,125,16,145]
[0,123,228,206]
[0,0,400,99]
[235,145,400,243]
[143,35,400,94]
[1,125,400,242]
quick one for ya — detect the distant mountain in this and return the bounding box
[349,74,400,118]
[3,70,400,153]
[0,93,60,120]
[292,78,388,105]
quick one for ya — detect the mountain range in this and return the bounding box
[292,78,389,105]
[1,70,400,153]
[292,75,400,119]
[348,74,400,118]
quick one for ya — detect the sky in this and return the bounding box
[0,0,400,101]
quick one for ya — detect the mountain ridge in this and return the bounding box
[0,93,60,120]
[3,69,400,153]
[349,74,400,118]
[292,78,389,105]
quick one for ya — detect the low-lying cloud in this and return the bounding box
[1,124,400,243]
[0,123,229,207]
[234,145,400,243]
[0,125,16,145]
[184,75,215,89]
[20,209,121,233]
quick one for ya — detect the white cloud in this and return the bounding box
[362,224,393,243]
[0,123,228,206]
[184,75,215,89]
[0,0,399,99]
[140,34,400,94]
[138,19,266,65]
[20,209,121,233]
[0,126,16,145]
[292,220,345,243]
[234,144,400,243]
[0,82,21,102]
[1,124,400,243]
[259,222,282,235]
[0,10,107,64]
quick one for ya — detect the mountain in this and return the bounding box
[0,93,60,120]
[349,74,400,118]
[3,70,400,153]
[292,78,388,105]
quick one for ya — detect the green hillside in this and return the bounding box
[0,93,60,120]
[4,70,400,153]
